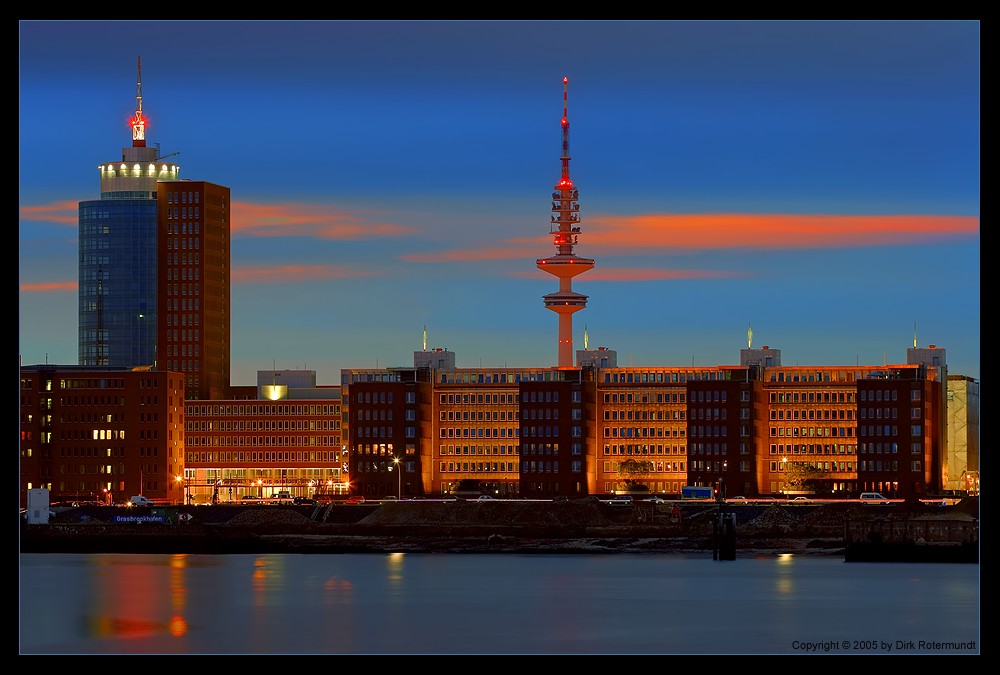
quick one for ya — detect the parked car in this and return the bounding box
[859,492,889,504]
[345,496,366,505]
[609,496,634,507]
[729,495,749,505]
[293,496,318,506]
[789,496,811,504]
[642,496,667,504]
[476,495,495,502]
[241,495,261,504]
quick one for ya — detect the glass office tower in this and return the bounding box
[78,57,180,367]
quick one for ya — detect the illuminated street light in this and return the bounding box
[390,456,401,499]
[175,475,188,505]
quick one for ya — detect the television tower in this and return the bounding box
[536,77,595,367]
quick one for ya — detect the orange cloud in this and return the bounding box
[403,213,979,264]
[232,201,415,240]
[19,201,80,225]
[584,213,980,251]
[231,264,378,284]
[20,281,77,292]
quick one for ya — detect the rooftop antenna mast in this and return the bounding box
[131,56,147,147]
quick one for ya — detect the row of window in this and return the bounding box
[187,419,340,432]
[858,460,914,472]
[166,237,200,251]
[523,425,582,437]
[859,389,919,402]
[771,409,853,420]
[601,461,687,474]
[166,283,200,297]
[689,443,729,454]
[604,393,686,404]
[439,444,518,455]
[769,460,856,472]
[166,267,201,281]
[166,251,198,265]
[166,191,201,205]
[770,426,855,437]
[441,410,516,421]
[166,206,201,219]
[439,427,518,438]
[770,391,855,403]
[440,393,518,404]
[604,427,687,438]
[186,435,341,447]
[769,444,857,455]
[187,404,341,416]
[439,462,518,473]
[858,442,925,454]
[603,371,728,383]
[603,410,686,421]
[187,450,345,464]
[603,444,687,455]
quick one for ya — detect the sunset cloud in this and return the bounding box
[20,281,77,293]
[19,201,80,225]
[584,213,980,251]
[232,201,415,240]
[402,213,979,265]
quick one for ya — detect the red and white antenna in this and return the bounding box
[130,56,147,146]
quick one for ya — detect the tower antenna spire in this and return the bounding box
[131,56,147,147]
[561,76,571,184]
[536,77,595,367]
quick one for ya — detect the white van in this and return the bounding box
[130,495,154,507]
[859,492,888,504]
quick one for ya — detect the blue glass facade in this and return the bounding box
[78,198,159,367]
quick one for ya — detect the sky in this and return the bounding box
[18,20,980,386]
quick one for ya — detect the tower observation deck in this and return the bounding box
[536,77,595,367]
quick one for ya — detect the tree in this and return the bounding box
[617,459,654,493]
[781,460,825,493]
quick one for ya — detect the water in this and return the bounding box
[19,553,980,655]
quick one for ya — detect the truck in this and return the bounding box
[130,495,154,507]
[681,485,715,500]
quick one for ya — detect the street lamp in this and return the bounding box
[390,456,401,499]
[175,475,187,505]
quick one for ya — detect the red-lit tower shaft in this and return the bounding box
[536,77,595,367]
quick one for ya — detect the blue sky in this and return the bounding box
[18,20,980,385]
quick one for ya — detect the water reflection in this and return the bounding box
[20,553,979,655]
